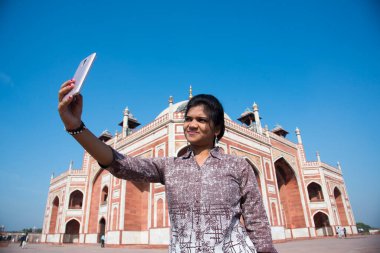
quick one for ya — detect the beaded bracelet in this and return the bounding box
[66,121,86,135]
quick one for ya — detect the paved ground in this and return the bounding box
[1,235,379,253]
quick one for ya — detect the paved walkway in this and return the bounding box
[1,235,379,253]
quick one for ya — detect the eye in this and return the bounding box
[197,118,209,123]
[184,116,192,122]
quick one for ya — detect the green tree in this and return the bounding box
[356,222,372,232]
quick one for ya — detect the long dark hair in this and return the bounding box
[185,94,225,141]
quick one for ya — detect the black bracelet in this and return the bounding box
[66,121,86,135]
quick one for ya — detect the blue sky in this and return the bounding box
[0,0,379,231]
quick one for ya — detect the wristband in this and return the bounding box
[66,121,86,135]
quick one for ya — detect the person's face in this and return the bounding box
[184,105,220,149]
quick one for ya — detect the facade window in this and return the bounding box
[307,182,324,202]
[69,190,83,209]
[101,186,108,205]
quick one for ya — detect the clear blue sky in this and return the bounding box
[0,0,379,231]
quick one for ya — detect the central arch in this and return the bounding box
[274,157,306,229]
[313,212,333,236]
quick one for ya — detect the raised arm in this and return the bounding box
[58,80,113,166]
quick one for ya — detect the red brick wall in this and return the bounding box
[271,202,278,226]
[157,198,164,227]
[49,197,59,233]
[88,169,109,233]
[124,181,149,230]
[334,188,348,225]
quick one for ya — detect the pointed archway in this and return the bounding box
[49,196,59,234]
[307,182,324,202]
[275,158,306,229]
[314,212,333,236]
[64,219,80,243]
[98,217,106,243]
[68,190,83,209]
[334,187,348,225]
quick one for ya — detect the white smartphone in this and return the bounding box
[64,52,96,101]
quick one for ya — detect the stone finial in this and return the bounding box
[316,151,321,162]
[124,107,130,116]
[295,127,303,144]
[69,160,73,171]
[253,102,258,111]
[189,85,193,100]
[51,173,54,180]
[337,161,342,170]
[169,96,173,105]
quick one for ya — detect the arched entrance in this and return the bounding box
[314,212,333,236]
[275,158,306,229]
[49,197,59,233]
[63,219,80,243]
[98,218,106,243]
[334,187,348,225]
[68,190,83,209]
[307,182,324,202]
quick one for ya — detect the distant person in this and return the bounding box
[100,234,105,248]
[21,233,28,248]
[19,235,25,247]
[58,80,278,253]
[337,227,344,239]
[343,227,347,238]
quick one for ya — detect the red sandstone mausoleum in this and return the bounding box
[42,93,357,245]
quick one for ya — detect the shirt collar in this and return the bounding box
[181,146,222,160]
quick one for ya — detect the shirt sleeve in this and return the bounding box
[240,159,278,253]
[99,146,167,184]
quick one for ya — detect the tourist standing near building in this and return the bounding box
[100,234,105,248]
[58,79,278,253]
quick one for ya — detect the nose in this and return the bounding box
[188,119,198,129]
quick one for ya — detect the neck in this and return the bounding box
[190,144,214,157]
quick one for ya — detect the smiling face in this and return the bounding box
[184,105,220,150]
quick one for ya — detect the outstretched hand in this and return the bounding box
[58,80,83,130]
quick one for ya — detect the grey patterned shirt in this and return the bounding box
[103,146,278,253]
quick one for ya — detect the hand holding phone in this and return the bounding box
[63,52,96,101]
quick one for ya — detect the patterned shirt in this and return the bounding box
[102,146,278,253]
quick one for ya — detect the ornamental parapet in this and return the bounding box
[116,113,170,149]
[50,171,68,183]
[321,162,341,174]
[225,119,269,144]
[50,169,87,184]
[302,161,341,174]
[267,131,298,149]
[303,161,320,168]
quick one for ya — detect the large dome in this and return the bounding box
[155,100,231,120]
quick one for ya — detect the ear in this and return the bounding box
[214,126,221,137]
